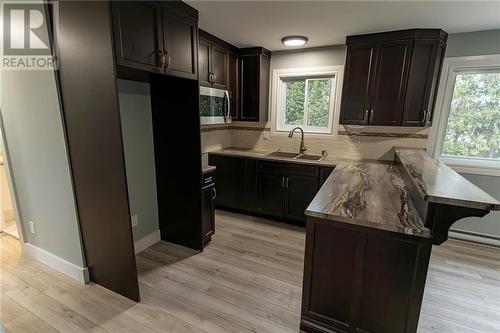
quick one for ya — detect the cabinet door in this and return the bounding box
[284,175,319,224]
[369,40,412,126]
[302,223,359,331]
[257,172,285,218]
[211,44,228,89]
[228,52,239,118]
[208,155,247,211]
[339,45,376,125]
[202,184,215,245]
[162,5,197,80]
[402,40,442,126]
[240,55,260,121]
[111,1,163,73]
[198,37,211,86]
[319,167,334,188]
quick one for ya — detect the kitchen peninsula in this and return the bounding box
[301,147,500,333]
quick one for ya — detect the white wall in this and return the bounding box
[118,80,159,242]
[1,69,85,267]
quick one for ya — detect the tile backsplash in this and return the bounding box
[201,121,430,161]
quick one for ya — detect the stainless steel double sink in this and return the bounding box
[266,151,326,161]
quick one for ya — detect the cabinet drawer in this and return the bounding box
[258,161,319,177]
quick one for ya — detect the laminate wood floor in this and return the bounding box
[1,210,499,332]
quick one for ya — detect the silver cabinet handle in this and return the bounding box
[363,109,369,122]
[369,109,374,123]
[422,110,427,123]
[160,51,166,70]
[212,188,216,200]
[286,177,289,188]
[281,177,285,187]
[224,90,231,123]
[165,54,171,71]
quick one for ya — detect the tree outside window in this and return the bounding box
[279,76,335,133]
[442,72,500,160]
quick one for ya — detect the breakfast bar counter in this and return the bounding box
[300,148,500,333]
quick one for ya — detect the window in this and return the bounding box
[271,66,343,135]
[430,55,500,176]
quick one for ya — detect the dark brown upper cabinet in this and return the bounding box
[369,40,412,126]
[211,44,228,88]
[161,3,198,80]
[112,1,198,80]
[198,30,231,89]
[111,2,163,74]
[228,52,239,118]
[198,37,211,84]
[239,47,271,122]
[339,29,447,127]
[339,45,376,125]
[402,39,446,126]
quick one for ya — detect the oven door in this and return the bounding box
[200,86,231,125]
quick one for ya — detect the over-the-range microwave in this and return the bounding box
[200,86,231,125]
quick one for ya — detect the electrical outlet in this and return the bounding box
[29,220,36,234]
[131,214,139,228]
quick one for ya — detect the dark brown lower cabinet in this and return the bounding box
[301,217,432,333]
[208,154,334,226]
[256,164,319,225]
[284,175,319,222]
[208,155,248,211]
[257,172,286,218]
[202,171,216,245]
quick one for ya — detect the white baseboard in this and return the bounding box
[134,229,161,254]
[21,242,89,283]
[449,230,500,248]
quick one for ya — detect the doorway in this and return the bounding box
[0,121,24,242]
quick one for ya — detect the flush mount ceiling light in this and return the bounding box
[281,36,308,47]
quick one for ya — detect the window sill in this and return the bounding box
[440,157,500,176]
[273,128,335,137]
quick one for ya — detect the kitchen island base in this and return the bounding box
[301,217,432,333]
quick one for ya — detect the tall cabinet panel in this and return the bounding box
[369,40,412,126]
[57,1,140,302]
[339,45,376,125]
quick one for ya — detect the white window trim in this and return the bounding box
[428,54,500,177]
[270,66,344,137]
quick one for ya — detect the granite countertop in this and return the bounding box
[395,148,500,210]
[202,165,216,174]
[208,147,390,167]
[306,163,430,238]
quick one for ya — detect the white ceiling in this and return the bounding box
[187,1,500,51]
